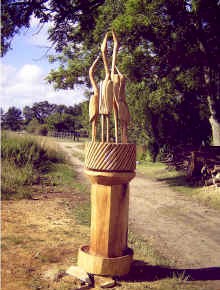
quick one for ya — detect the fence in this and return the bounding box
[48,131,80,141]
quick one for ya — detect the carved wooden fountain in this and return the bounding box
[77,31,136,277]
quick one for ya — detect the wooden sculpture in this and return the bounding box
[77,31,136,278]
[89,55,100,142]
[115,66,130,143]
[99,32,113,142]
[111,29,120,143]
[88,30,130,144]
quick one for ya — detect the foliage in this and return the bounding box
[2,131,64,168]
[26,118,48,135]
[1,106,23,131]
[23,101,86,133]
[23,101,57,124]
[0,102,88,137]
[46,112,76,132]
[1,0,105,56]
[77,100,90,133]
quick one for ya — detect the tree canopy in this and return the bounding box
[1,106,23,131]
[1,0,104,56]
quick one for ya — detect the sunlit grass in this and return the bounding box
[1,131,66,199]
[137,160,220,209]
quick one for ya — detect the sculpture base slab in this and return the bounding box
[77,245,133,277]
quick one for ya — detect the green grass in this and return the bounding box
[71,150,84,162]
[1,159,35,199]
[44,163,77,187]
[137,160,220,210]
[137,161,182,180]
[1,131,65,169]
[1,131,66,199]
[128,231,169,267]
[72,200,90,226]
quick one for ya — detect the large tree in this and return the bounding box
[46,112,76,132]
[112,0,220,145]
[23,101,57,124]
[2,106,23,131]
[1,0,104,56]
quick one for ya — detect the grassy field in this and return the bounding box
[2,133,219,289]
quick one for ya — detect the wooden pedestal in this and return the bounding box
[78,142,136,276]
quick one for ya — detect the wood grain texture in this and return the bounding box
[89,55,100,123]
[89,183,129,257]
[78,245,133,276]
[85,142,136,172]
[89,55,100,142]
[84,169,135,185]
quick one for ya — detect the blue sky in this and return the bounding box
[0,17,86,112]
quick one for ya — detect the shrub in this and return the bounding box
[26,119,48,136]
[1,159,34,199]
[2,131,64,168]
[26,119,40,134]
[37,124,48,136]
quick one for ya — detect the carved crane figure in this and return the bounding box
[111,29,120,143]
[111,30,130,143]
[99,32,113,142]
[89,55,100,142]
[115,66,130,143]
[89,30,130,143]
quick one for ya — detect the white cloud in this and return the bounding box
[30,15,41,27]
[17,64,43,82]
[1,64,16,86]
[0,62,86,111]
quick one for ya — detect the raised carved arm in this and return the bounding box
[101,32,110,77]
[89,55,100,96]
[115,66,125,102]
[111,29,119,81]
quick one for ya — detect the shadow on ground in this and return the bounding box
[120,260,220,282]
[157,175,197,188]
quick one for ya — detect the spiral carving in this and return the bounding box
[85,142,136,172]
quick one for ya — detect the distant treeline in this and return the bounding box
[1,101,90,138]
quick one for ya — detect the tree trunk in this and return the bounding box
[204,68,220,146]
[209,113,220,146]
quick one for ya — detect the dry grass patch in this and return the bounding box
[1,192,90,290]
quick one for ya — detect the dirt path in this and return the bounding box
[130,175,220,268]
[58,141,87,184]
[57,141,220,270]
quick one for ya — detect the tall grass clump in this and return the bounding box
[1,131,65,199]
